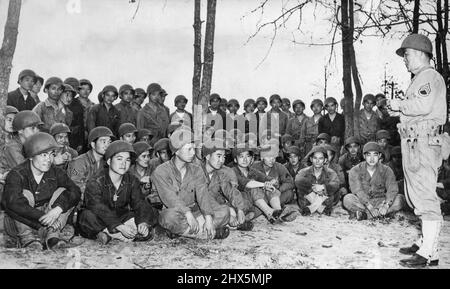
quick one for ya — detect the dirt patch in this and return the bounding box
[1,205,449,269]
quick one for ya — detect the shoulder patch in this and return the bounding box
[418,83,431,96]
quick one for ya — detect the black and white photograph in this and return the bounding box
[0,0,449,272]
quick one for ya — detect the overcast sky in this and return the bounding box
[0,0,412,114]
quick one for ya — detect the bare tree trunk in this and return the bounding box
[199,0,217,115]
[349,0,361,139]
[437,0,444,74]
[0,0,22,146]
[412,0,420,33]
[442,0,449,86]
[192,0,202,112]
[341,0,354,139]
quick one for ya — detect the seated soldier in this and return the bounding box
[300,133,331,167]
[252,139,295,205]
[276,134,294,164]
[376,129,393,164]
[344,142,405,220]
[2,132,81,250]
[295,146,340,216]
[338,136,364,187]
[152,128,231,240]
[387,146,404,195]
[201,139,254,231]
[129,141,162,209]
[77,141,159,244]
[0,106,19,198]
[50,123,78,170]
[232,144,296,223]
[284,145,304,180]
[68,126,114,199]
[149,138,171,175]
[323,144,348,199]
[118,122,137,145]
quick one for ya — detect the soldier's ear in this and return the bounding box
[107,159,111,167]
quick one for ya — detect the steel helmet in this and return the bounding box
[64,77,80,91]
[396,34,433,57]
[4,105,19,116]
[310,99,324,109]
[12,110,43,132]
[24,132,61,158]
[133,141,152,157]
[104,140,136,161]
[363,142,382,154]
[118,123,138,137]
[49,123,71,136]
[17,69,37,84]
[88,126,114,144]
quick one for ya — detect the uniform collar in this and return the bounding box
[44,98,61,109]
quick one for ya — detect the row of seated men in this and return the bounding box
[1,110,449,250]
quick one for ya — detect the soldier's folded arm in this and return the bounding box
[2,170,45,229]
[295,170,311,197]
[52,167,82,212]
[400,77,441,116]
[348,167,370,205]
[84,179,123,232]
[151,168,190,213]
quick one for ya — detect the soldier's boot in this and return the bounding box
[400,220,441,268]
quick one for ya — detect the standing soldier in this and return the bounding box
[219,98,228,114]
[115,84,138,126]
[170,95,193,128]
[318,97,345,147]
[286,100,307,147]
[255,97,268,145]
[300,99,323,157]
[137,83,170,143]
[2,132,81,249]
[32,77,70,132]
[281,98,295,119]
[266,94,289,138]
[206,93,227,130]
[358,94,380,145]
[7,69,38,112]
[30,75,44,105]
[388,34,447,268]
[87,85,121,137]
[65,77,85,153]
[132,88,146,111]
[77,79,95,151]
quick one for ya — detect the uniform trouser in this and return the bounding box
[77,209,159,240]
[4,188,73,247]
[241,187,293,218]
[297,189,341,211]
[342,194,405,218]
[401,137,443,260]
[158,204,230,237]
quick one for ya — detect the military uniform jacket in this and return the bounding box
[137,101,170,142]
[2,161,81,230]
[0,136,25,175]
[201,164,247,211]
[398,65,447,125]
[87,102,121,137]
[67,150,105,194]
[358,109,380,144]
[348,162,398,206]
[84,168,154,232]
[251,161,294,193]
[115,100,138,126]
[32,98,73,132]
[151,158,218,216]
[286,114,308,142]
[169,111,193,129]
[7,88,37,112]
[318,113,345,144]
[68,97,86,150]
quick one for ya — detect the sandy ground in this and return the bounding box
[1,204,449,269]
